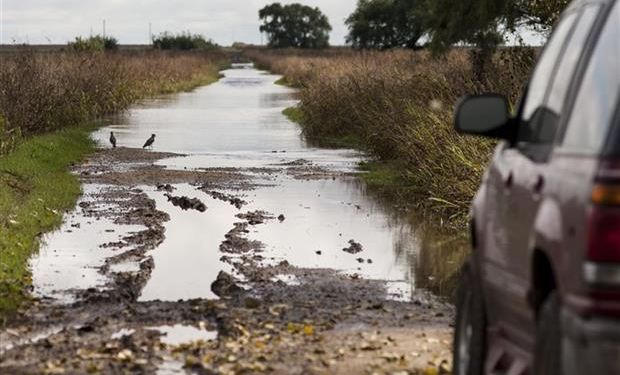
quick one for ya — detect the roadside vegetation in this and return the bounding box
[0,128,95,319]
[0,51,227,140]
[249,47,535,226]
[0,49,228,319]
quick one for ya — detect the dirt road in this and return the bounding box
[0,65,453,374]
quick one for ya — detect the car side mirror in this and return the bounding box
[455,94,514,141]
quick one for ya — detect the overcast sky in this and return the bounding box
[0,0,358,45]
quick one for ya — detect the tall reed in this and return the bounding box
[0,50,227,152]
[246,48,535,226]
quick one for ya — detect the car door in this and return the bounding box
[483,6,599,349]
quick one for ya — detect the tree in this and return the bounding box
[523,0,570,31]
[424,0,569,54]
[346,0,425,49]
[259,3,332,48]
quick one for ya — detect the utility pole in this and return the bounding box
[103,19,106,38]
[149,22,152,44]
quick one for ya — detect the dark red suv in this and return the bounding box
[452,0,620,374]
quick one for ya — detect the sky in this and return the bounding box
[0,0,358,46]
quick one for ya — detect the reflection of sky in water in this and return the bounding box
[92,64,302,155]
[37,64,431,304]
[30,184,145,302]
[139,184,237,302]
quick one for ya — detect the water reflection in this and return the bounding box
[87,63,465,301]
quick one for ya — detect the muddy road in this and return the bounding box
[0,64,453,374]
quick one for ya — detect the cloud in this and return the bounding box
[0,0,357,45]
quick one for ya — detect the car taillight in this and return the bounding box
[588,160,620,263]
[587,202,620,262]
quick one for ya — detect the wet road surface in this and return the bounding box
[1,64,455,374]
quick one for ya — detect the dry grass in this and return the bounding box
[0,50,227,152]
[246,48,535,226]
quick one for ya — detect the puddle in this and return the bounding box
[30,184,145,303]
[386,281,414,302]
[108,261,141,274]
[157,358,186,375]
[32,63,464,306]
[242,178,415,281]
[270,274,301,286]
[149,324,217,346]
[96,64,420,299]
[138,184,237,302]
[111,328,136,340]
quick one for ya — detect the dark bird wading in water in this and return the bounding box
[143,134,156,149]
[109,131,116,148]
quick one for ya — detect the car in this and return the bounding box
[451,0,620,374]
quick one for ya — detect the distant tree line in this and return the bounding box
[259,0,569,51]
[67,32,219,52]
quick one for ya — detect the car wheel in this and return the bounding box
[534,292,561,375]
[453,259,486,375]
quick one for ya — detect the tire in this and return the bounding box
[453,258,487,375]
[533,292,561,375]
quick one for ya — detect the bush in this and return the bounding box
[69,35,119,52]
[152,32,218,51]
[0,51,227,138]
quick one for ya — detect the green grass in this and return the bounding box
[358,160,405,189]
[283,106,362,149]
[158,67,227,94]
[282,106,304,123]
[275,77,291,87]
[0,127,96,320]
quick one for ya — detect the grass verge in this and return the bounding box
[0,127,95,320]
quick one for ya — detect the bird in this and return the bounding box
[109,131,117,148]
[143,134,156,149]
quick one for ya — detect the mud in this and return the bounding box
[342,240,364,254]
[1,66,454,374]
[164,194,207,212]
[200,190,247,209]
[0,145,454,374]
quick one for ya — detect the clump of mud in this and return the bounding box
[220,223,263,254]
[236,210,273,225]
[164,194,207,212]
[202,190,247,209]
[342,239,364,254]
[156,184,175,192]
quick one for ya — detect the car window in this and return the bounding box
[539,6,599,143]
[518,11,579,144]
[561,1,620,153]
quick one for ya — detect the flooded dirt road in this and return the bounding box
[0,64,454,374]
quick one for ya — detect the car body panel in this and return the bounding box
[459,0,620,372]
